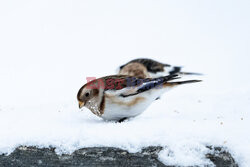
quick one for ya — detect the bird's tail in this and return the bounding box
[164,65,203,76]
[179,72,203,76]
[154,74,202,87]
[163,79,202,87]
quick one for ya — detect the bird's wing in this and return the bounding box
[120,58,202,76]
[120,58,170,74]
[104,74,180,97]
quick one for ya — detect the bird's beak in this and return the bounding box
[78,101,85,109]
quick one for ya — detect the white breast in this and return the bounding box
[100,88,168,121]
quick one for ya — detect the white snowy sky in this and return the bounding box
[0,0,249,166]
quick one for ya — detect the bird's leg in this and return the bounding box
[155,96,161,100]
[118,117,127,123]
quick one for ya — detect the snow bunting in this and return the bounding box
[119,58,202,78]
[77,74,201,122]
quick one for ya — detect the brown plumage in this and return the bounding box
[77,74,201,121]
[119,62,150,78]
[120,58,169,74]
[119,58,202,78]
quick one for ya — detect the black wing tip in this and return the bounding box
[162,74,180,81]
[163,63,171,67]
[169,79,202,85]
[189,79,202,83]
[179,72,204,76]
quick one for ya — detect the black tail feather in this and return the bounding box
[165,80,202,86]
[179,72,203,76]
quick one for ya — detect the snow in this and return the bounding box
[0,0,250,166]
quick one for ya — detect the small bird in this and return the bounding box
[77,74,201,122]
[119,58,202,78]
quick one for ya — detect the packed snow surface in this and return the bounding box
[0,0,250,166]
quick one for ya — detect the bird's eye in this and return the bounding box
[85,92,90,97]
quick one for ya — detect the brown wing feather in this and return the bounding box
[120,58,170,73]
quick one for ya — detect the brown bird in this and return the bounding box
[119,58,202,78]
[77,74,201,122]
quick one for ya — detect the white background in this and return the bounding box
[0,0,249,166]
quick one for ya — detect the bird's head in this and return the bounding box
[77,84,99,109]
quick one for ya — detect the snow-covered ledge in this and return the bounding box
[0,146,237,167]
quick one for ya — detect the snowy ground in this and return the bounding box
[0,0,250,166]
